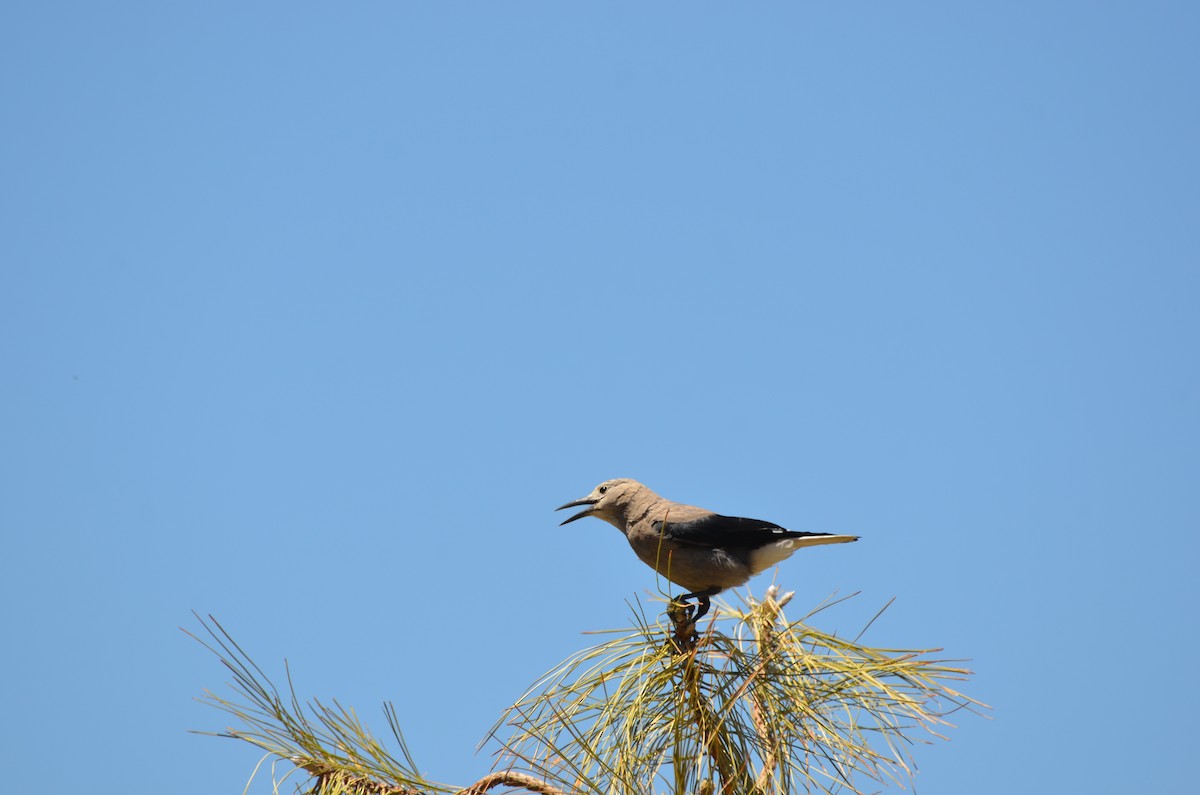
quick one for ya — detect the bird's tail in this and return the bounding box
[785,533,859,548]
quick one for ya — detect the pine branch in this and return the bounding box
[191,590,987,795]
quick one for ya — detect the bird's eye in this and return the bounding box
[598,485,608,495]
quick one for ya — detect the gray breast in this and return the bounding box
[628,538,754,592]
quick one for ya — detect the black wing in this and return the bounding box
[652,513,832,549]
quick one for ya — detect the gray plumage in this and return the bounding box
[557,478,858,620]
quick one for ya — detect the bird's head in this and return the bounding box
[557,478,646,529]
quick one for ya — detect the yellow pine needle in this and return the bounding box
[192,592,987,795]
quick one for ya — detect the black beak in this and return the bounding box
[556,497,597,526]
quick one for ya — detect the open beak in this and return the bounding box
[556,497,597,526]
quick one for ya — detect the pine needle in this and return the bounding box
[190,591,987,795]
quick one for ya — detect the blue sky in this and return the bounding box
[2,3,1197,793]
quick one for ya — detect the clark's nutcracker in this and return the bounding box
[558,478,858,620]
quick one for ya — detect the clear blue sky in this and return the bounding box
[2,3,1197,793]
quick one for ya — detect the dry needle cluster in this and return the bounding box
[193,590,984,795]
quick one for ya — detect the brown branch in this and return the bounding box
[293,762,571,795]
[670,615,748,795]
[748,588,787,793]
[457,771,572,795]
[666,600,700,654]
[293,760,424,795]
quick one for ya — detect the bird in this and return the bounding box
[557,478,858,621]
